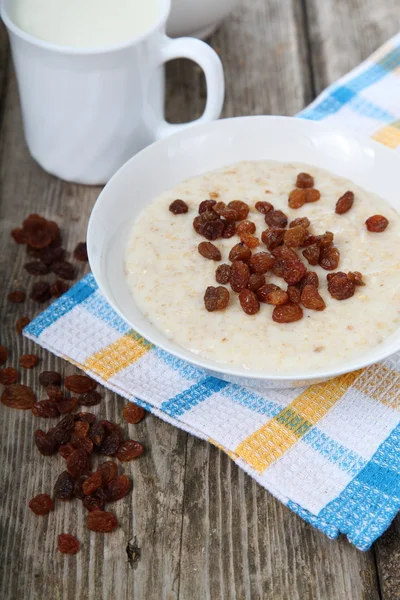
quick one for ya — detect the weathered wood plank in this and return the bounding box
[0,63,187,600]
[305,2,400,598]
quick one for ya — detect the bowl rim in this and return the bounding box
[88,114,400,383]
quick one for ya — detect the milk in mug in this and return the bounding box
[10,0,160,48]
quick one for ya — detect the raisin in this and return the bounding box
[199,209,220,223]
[284,226,306,247]
[82,471,102,495]
[57,396,78,414]
[87,510,118,533]
[8,290,25,303]
[75,412,97,424]
[67,449,89,478]
[46,385,64,401]
[107,475,132,501]
[198,241,221,261]
[271,245,298,261]
[26,226,52,249]
[23,214,47,230]
[296,172,314,188]
[32,400,60,418]
[287,286,301,303]
[73,475,90,499]
[30,281,51,303]
[319,232,334,247]
[89,422,106,446]
[237,220,256,236]
[11,227,27,244]
[78,391,102,406]
[19,353,39,369]
[116,440,145,461]
[99,431,121,456]
[272,258,285,278]
[229,261,250,292]
[123,403,145,424]
[52,261,76,280]
[221,220,236,238]
[302,244,320,266]
[38,246,66,265]
[248,252,275,274]
[283,260,307,285]
[298,271,319,291]
[261,228,285,250]
[72,435,94,454]
[247,273,266,292]
[29,493,53,515]
[58,533,80,555]
[336,191,354,214]
[215,264,231,285]
[305,189,321,203]
[255,201,273,214]
[203,286,229,312]
[290,217,310,229]
[258,284,288,305]
[24,261,50,275]
[40,371,61,388]
[59,443,75,459]
[0,367,19,385]
[54,471,75,500]
[34,429,57,455]
[98,461,118,486]
[288,189,306,209]
[301,231,318,247]
[301,285,326,311]
[365,215,389,232]
[213,201,238,220]
[202,219,225,241]
[265,210,288,228]
[348,271,365,286]
[65,374,96,394]
[73,421,90,437]
[82,495,105,512]
[73,242,88,261]
[193,216,203,234]
[48,427,71,447]
[327,272,356,300]
[319,245,340,270]
[240,234,259,249]
[47,220,62,247]
[227,200,249,220]
[16,316,30,334]
[101,420,121,435]
[272,303,303,323]
[2,383,35,408]
[229,242,251,263]
[0,345,7,364]
[58,414,76,431]
[199,199,216,214]
[169,199,188,214]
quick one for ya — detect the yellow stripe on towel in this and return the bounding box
[235,370,362,473]
[84,331,153,380]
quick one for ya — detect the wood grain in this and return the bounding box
[1,0,400,598]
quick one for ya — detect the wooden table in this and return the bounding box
[1,1,400,598]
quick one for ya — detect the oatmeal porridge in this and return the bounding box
[125,161,400,373]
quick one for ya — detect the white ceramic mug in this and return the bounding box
[1,0,224,184]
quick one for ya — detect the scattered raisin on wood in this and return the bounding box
[8,290,26,303]
[16,316,31,334]
[73,242,88,261]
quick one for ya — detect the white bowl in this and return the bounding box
[166,0,239,39]
[87,116,400,390]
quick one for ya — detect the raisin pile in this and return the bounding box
[9,212,89,308]
[170,171,381,322]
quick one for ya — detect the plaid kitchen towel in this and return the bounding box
[24,33,400,550]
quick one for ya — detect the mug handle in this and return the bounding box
[153,35,225,140]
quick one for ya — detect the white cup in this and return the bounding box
[1,0,225,184]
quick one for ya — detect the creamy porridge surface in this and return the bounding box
[125,161,400,373]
